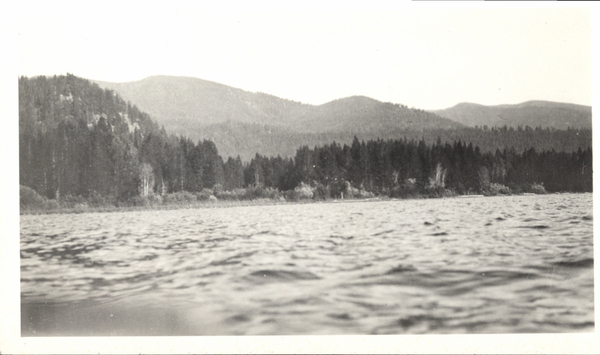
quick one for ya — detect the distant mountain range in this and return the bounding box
[93,75,592,159]
[431,101,592,130]
[94,75,463,132]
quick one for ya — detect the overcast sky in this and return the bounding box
[18,2,592,110]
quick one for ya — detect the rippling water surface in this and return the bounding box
[21,193,593,335]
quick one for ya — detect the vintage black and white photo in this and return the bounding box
[3,2,596,353]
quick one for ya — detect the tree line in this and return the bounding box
[247,137,591,197]
[19,74,592,209]
[177,121,592,161]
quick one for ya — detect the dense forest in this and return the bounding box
[194,121,592,160]
[19,75,592,211]
[247,138,592,197]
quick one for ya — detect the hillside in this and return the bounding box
[194,122,591,161]
[94,76,312,129]
[296,96,463,133]
[431,101,592,129]
[19,74,250,200]
[18,74,593,205]
[93,75,468,159]
[93,75,592,160]
[19,74,165,199]
[93,76,464,135]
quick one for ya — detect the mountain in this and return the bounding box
[431,101,592,129]
[93,75,466,159]
[93,76,463,132]
[19,74,251,200]
[19,74,165,199]
[93,75,592,160]
[93,75,313,130]
[294,96,462,133]
[19,74,593,205]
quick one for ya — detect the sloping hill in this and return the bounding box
[94,75,312,129]
[19,74,593,204]
[93,76,464,136]
[431,101,592,129]
[93,75,591,160]
[19,74,166,199]
[298,96,463,133]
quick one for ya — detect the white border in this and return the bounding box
[2,1,598,353]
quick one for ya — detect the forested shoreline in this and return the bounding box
[19,75,592,213]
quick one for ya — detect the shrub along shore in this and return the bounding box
[20,181,550,215]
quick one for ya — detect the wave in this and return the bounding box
[248,269,321,283]
[551,258,593,268]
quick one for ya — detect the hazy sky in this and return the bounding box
[18,3,592,110]
[2,4,600,354]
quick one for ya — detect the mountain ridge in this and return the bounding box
[92,75,465,133]
[92,75,592,159]
[18,74,593,206]
[93,75,313,128]
[431,100,591,129]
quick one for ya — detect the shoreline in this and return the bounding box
[18,191,574,216]
[20,196,393,216]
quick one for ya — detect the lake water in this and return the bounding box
[21,193,593,336]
